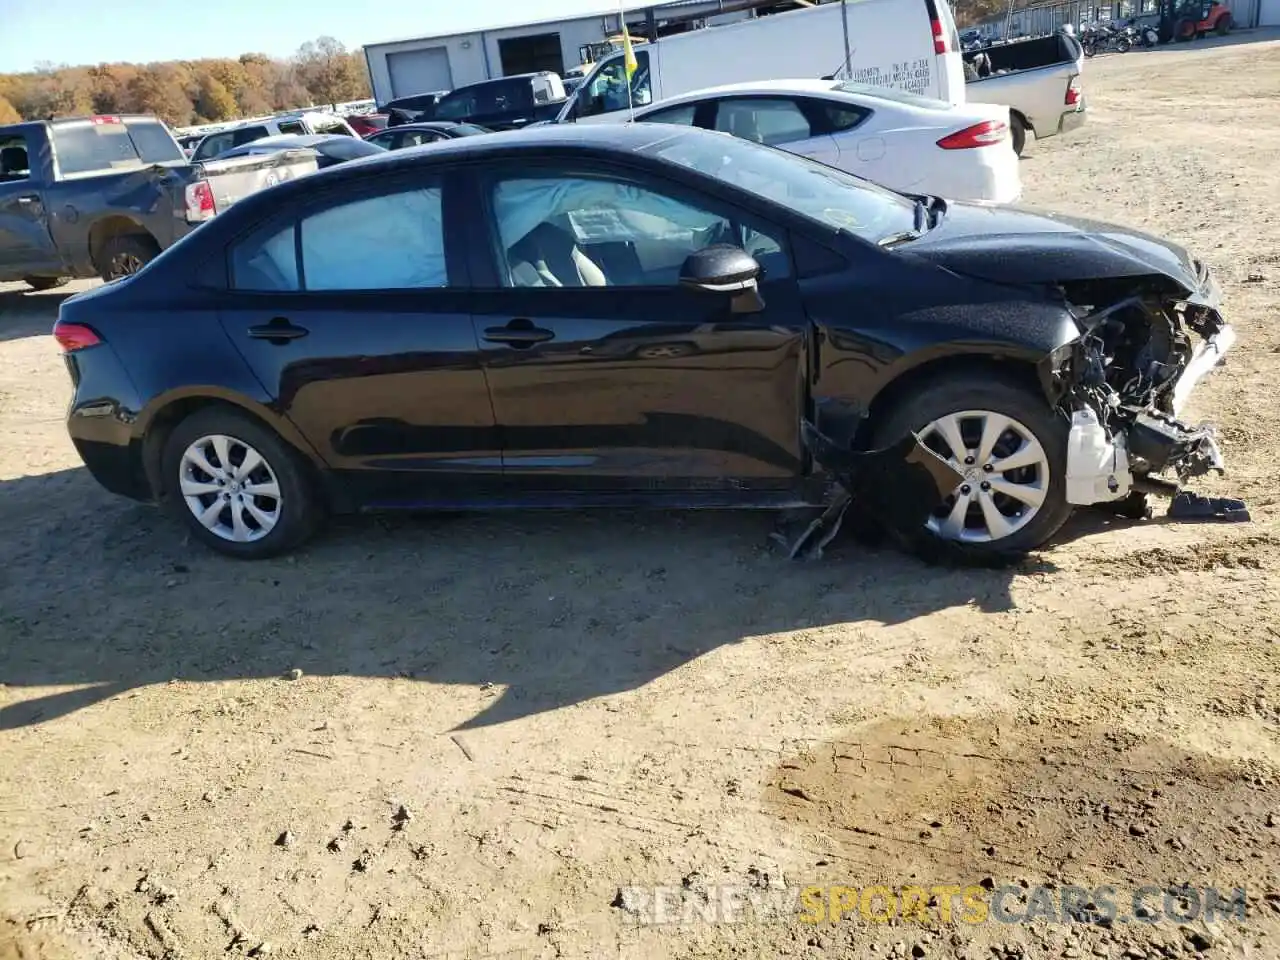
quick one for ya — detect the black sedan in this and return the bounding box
[211,133,386,169]
[55,123,1234,561]
[364,121,492,151]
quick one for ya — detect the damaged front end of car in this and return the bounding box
[1042,258,1236,508]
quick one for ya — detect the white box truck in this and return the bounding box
[554,0,968,125]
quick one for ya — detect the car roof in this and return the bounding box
[635,79,842,109]
[206,123,697,228]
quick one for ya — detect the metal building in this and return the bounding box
[362,0,812,106]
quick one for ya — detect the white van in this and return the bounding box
[556,0,966,125]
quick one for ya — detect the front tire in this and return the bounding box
[23,276,69,292]
[160,407,323,559]
[870,372,1073,563]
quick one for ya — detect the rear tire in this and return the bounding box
[1175,18,1197,40]
[1082,40,1097,57]
[1216,15,1232,35]
[22,276,69,292]
[98,234,161,283]
[1010,115,1027,157]
[869,371,1073,565]
[160,407,324,559]
[1116,36,1132,52]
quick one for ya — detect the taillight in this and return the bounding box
[931,18,949,53]
[1065,75,1082,106]
[937,120,1008,149]
[53,321,102,353]
[185,181,216,223]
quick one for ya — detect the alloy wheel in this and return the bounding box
[916,410,1050,543]
[178,434,282,543]
[108,252,145,279]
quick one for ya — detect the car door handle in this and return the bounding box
[248,319,309,342]
[483,321,555,346]
[16,195,39,205]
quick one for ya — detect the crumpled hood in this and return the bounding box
[904,202,1212,302]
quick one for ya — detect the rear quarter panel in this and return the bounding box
[44,165,194,275]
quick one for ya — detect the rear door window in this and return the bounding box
[277,120,306,135]
[713,98,813,147]
[638,103,698,126]
[0,134,32,181]
[230,182,450,292]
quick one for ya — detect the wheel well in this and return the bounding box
[852,354,1046,450]
[142,397,326,505]
[88,216,158,273]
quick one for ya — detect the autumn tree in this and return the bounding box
[126,64,194,125]
[0,95,20,124]
[0,36,376,126]
[194,72,237,121]
[294,36,363,107]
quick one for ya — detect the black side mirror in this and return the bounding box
[679,244,764,314]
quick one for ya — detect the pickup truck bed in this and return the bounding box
[0,115,317,288]
[964,34,1086,156]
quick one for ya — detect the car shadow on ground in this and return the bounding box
[0,466,1074,733]
[0,289,75,343]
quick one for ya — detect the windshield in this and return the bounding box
[650,130,916,244]
[833,81,955,111]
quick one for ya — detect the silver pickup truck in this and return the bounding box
[964,33,1087,156]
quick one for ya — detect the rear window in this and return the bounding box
[52,119,183,177]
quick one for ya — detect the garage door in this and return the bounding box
[387,48,453,98]
[1261,0,1280,25]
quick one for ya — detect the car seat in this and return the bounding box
[507,221,609,287]
[727,111,765,143]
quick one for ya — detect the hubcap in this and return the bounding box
[917,410,1049,543]
[178,435,282,543]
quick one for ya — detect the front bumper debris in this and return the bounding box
[1171,324,1236,417]
[784,423,963,559]
[1062,261,1237,508]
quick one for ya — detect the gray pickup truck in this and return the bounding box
[964,32,1087,156]
[0,114,318,290]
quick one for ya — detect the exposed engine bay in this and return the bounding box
[1050,258,1235,505]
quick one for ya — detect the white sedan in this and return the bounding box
[629,79,1021,205]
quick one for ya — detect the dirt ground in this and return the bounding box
[4,33,1280,960]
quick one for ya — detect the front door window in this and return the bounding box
[487,173,790,288]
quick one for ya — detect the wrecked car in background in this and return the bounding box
[52,124,1234,561]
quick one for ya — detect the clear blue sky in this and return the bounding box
[0,0,643,72]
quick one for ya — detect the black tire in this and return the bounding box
[869,371,1073,565]
[98,233,161,283]
[1082,40,1097,57]
[1116,36,1132,52]
[22,276,69,291]
[1175,18,1197,40]
[1010,114,1027,157]
[160,407,323,559]
[1215,15,1232,35]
